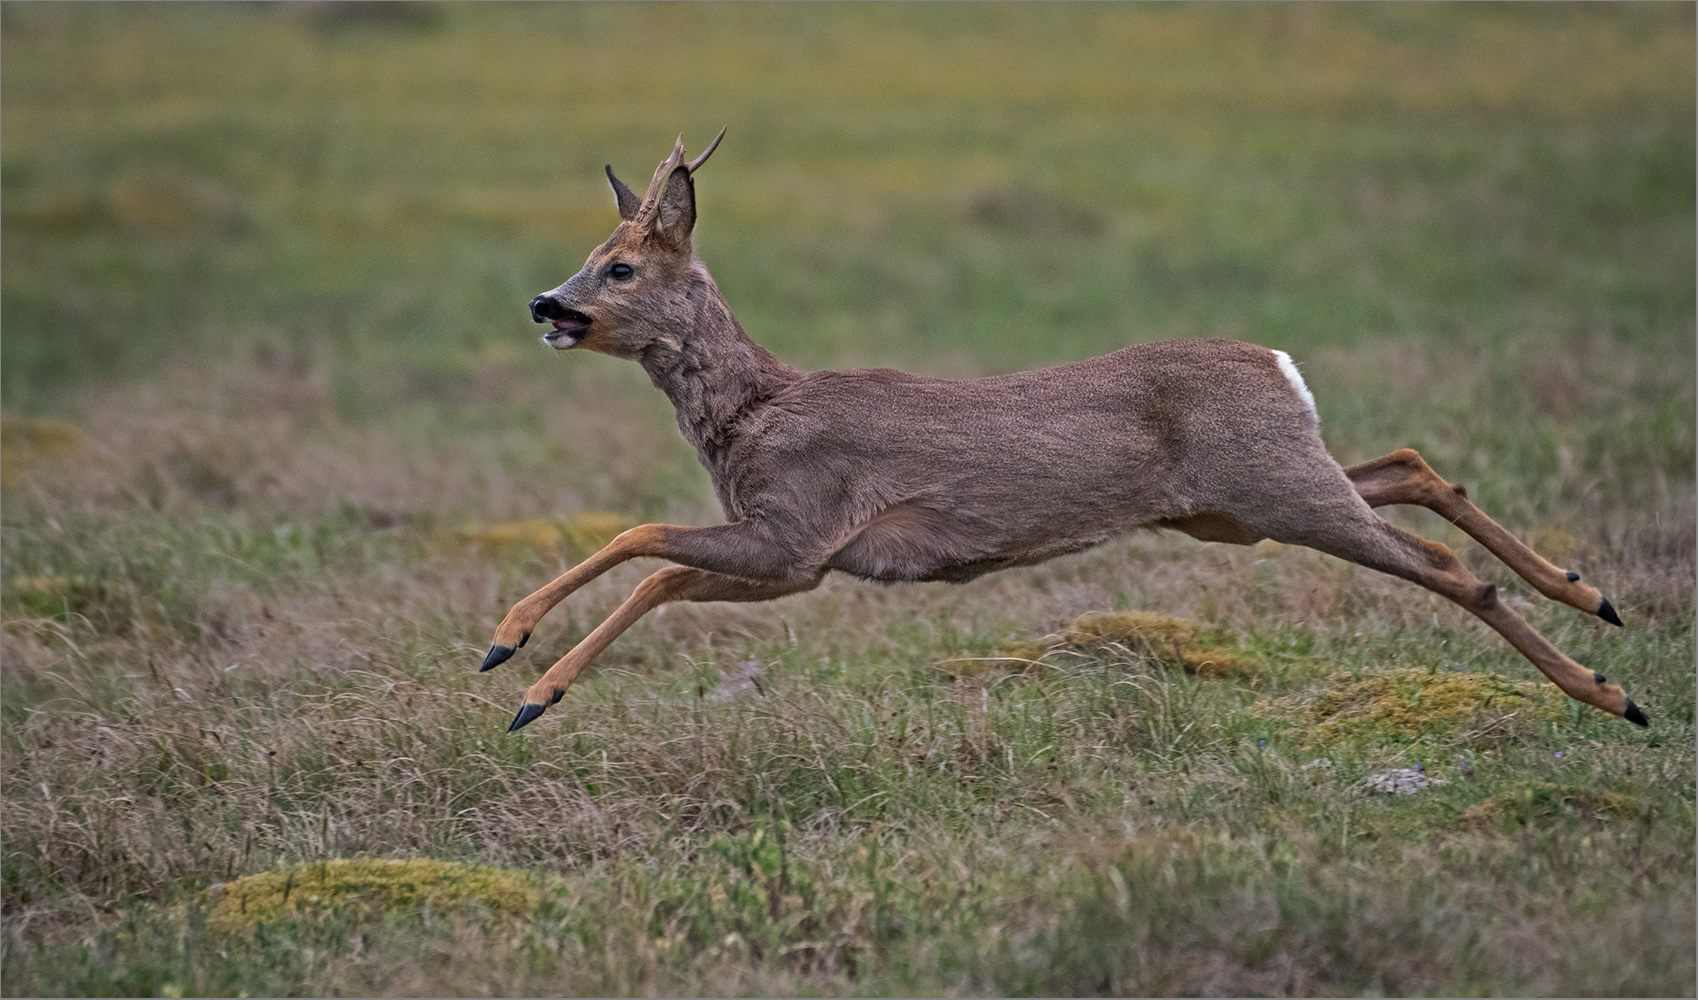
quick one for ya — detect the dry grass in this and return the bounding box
[2,344,1691,996]
[3,4,1693,996]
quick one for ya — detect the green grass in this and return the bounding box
[2,3,1694,996]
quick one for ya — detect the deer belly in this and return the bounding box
[824,499,1112,583]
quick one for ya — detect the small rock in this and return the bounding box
[709,659,765,703]
[1364,768,1447,795]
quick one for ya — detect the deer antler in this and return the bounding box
[639,129,728,208]
[685,127,727,173]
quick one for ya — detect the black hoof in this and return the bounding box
[478,631,530,672]
[1623,700,1648,728]
[1566,571,1580,582]
[508,703,546,732]
[550,689,565,704]
[1594,671,1608,684]
[1597,598,1623,628]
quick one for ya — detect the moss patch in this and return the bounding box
[955,610,1259,680]
[1283,668,1565,745]
[1457,783,1637,830]
[0,414,85,486]
[4,573,120,628]
[207,858,546,936]
[1059,610,1258,680]
[558,511,629,555]
[448,511,632,558]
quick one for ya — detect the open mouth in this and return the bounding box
[542,308,592,347]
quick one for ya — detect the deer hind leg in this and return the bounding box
[1273,503,1646,726]
[506,566,824,731]
[1344,448,1621,627]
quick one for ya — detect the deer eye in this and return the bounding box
[608,262,634,281]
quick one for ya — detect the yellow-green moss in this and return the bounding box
[446,511,632,558]
[5,573,114,622]
[207,858,546,935]
[0,414,84,487]
[1061,610,1258,680]
[1457,782,1636,829]
[558,511,629,556]
[1282,667,1565,744]
[950,610,1259,680]
[462,517,565,551]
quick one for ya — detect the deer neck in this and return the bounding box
[637,265,795,471]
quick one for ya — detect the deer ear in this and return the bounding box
[606,165,641,221]
[651,165,696,249]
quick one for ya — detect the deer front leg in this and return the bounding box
[480,530,652,670]
[481,520,822,671]
[506,566,824,731]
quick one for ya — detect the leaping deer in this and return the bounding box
[483,131,1643,732]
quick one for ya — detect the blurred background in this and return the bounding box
[4,2,1692,531]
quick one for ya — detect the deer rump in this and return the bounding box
[486,131,1642,734]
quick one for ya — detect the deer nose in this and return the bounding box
[530,296,567,323]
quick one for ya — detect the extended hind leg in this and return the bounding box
[1345,448,1621,626]
[1274,504,1645,725]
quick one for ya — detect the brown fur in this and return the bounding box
[493,134,1640,730]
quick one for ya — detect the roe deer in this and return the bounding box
[483,130,1643,732]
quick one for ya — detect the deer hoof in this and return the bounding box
[508,702,547,732]
[1566,571,1580,582]
[1596,598,1623,628]
[479,631,530,672]
[1623,699,1648,728]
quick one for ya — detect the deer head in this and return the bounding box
[528,129,726,359]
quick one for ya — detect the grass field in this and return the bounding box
[2,3,1694,995]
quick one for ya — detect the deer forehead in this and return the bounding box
[589,226,638,260]
[588,225,679,267]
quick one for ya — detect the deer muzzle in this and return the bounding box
[530,296,592,347]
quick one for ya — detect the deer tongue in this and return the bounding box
[544,311,590,346]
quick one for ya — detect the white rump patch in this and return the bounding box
[1271,349,1319,424]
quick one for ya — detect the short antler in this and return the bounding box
[606,130,727,224]
[685,127,726,173]
[638,129,728,209]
